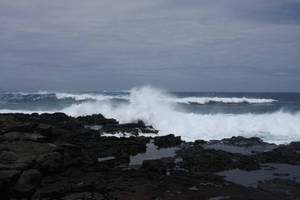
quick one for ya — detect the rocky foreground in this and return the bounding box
[1,113,300,200]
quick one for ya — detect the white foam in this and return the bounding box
[0,109,49,114]
[171,96,277,104]
[0,87,299,144]
[58,86,300,144]
[55,92,129,101]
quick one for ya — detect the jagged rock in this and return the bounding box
[0,141,61,170]
[286,141,300,151]
[37,152,64,174]
[142,159,167,173]
[0,132,45,142]
[7,122,38,133]
[13,169,41,196]
[177,145,260,172]
[0,170,21,199]
[101,120,158,135]
[61,192,104,200]
[256,148,300,165]
[0,170,20,186]
[1,113,300,200]
[220,136,264,146]
[32,171,105,200]
[40,112,71,123]
[154,134,182,148]
[77,114,118,125]
[257,179,300,198]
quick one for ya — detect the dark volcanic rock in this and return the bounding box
[219,136,265,146]
[0,140,62,171]
[286,141,300,151]
[0,170,20,198]
[256,148,300,165]
[0,131,45,142]
[101,120,158,135]
[154,134,182,148]
[177,145,260,172]
[142,159,168,173]
[61,192,104,200]
[1,113,300,199]
[13,169,41,196]
[77,114,118,126]
[257,179,300,199]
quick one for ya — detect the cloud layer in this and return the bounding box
[1,0,300,91]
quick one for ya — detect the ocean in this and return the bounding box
[1,86,299,144]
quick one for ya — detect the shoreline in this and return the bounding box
[1,113,300,199]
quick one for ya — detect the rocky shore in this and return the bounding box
[1,113,300,200]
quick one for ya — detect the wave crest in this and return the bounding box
[173,96,277,105]
[59,86,299,144]
[55,93,129,101]
[0,87,297,144]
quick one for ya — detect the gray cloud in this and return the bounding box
[0,0,300,92]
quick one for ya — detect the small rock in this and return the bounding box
[154,134,182,148]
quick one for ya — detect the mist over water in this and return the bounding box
[1,86,300,144]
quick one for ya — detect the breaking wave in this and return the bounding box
[0,87,299,144]
[58,86,299,144]
[172,96,277,104]
[55,92,129,101]
[0,91,277,105]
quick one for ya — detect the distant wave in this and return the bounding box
[172,96,277,105]
[1,86,296,144]
[55,92,129,101]
[0,91,277,105]
[0,92,129,102]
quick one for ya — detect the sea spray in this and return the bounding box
[1,86,300,144]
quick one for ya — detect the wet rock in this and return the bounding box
[0,151,19,163]
[0,170,20,187]
[35,123,52,136]
[32,171,105,200]
[286,141,300,151]
[101,120,158,135]
[220,136,265,146]
[256,148,300,165]
[142,159,167,173]
[257,179,300,198]
[0,132,45,142]
[0,141,61,171]
[195,140,207,145]
[77,114,118,126]
[1,113,300,200]
[1,121,37,133]
[0,170,20,185]
[40,112,71,123]
[37,152,64,174]
[177,145,260,172]
[13,169,41,196]
[154,134,182,148]
[0,170,20,199]
[61,192,104,200]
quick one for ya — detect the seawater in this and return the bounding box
[1,86,300,144]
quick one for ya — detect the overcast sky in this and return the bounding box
[1,0,300,92]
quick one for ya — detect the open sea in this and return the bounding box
[1,86,299,144]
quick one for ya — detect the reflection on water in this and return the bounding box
[218,163,300,187]
[130,142,179,165]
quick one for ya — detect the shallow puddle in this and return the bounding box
[84,125,103,130]
[217,163,300,187]
[129,142,180,165]
[97,156,115,162]
[203,143,277,155]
